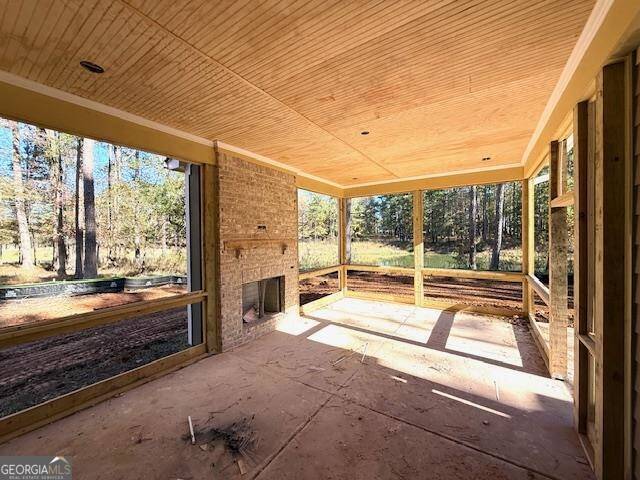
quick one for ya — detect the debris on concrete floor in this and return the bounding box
[183,415,259,470]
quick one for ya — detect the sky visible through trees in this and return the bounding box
[0,117,186,286]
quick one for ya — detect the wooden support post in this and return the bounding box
[413,191,424,306]
[339,197,348,294]
[202,162,221,353]
[573,100,589,435]
[593,60,628,480]
[548,140,568,379]
[522,179,534,317]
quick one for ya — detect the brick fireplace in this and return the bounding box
[217,151,299,351]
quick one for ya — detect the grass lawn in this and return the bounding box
[0,245,186,285]
[300,239,523,272]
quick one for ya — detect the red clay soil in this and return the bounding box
[299,272,339,305]
[347,270,575,322]
[0,307,188,417]
[0,285,187,328]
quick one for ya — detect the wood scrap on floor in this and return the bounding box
[183,415,259,472]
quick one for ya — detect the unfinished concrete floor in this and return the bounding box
[0,298,593,480]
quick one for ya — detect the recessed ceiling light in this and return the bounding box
[360,131,369,135]
[80,60,105,74]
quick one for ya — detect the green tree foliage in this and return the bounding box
[0,117,187,284]
[423,182,522,271]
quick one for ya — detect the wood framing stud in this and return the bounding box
[203,162,222,353]
[573,100,589,438]
[593,60,627,480]
[413,191,424,306]
[548,140,568,379]
[339,198,348,293]
[523,178,535,317]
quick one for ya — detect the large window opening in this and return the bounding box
[297,189,339,272]
[422,182,522,271]
[346,193,413,267]
[533,165,550,284]
[297,189,340,306]
[0,116,203,418]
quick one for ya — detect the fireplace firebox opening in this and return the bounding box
[242,276,284,324]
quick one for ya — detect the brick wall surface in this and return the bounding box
[217,152,299,351]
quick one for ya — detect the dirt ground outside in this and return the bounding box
[345,270,575,320]
[0,285,187,328]
[299,272,339,305]
[0,306,189,417]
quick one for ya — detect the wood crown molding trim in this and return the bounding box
[343,165,524,197]
[0,71,214,165]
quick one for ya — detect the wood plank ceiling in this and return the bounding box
[0,0,595,186]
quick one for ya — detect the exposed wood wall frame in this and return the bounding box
[592,58,630,480]
[548,140,569,379]
[203,161,222,353]
[299,265,342,281]
[631,46,640,480]
[522,178,534,317]
[339,198,348,294]
[300,291,345,315]
[423,268,523,283]
[0,291,206,350]
[413,191,424,306]
[573,100,590,445]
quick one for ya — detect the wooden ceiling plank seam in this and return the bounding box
[44,0,109,86]
[293,59,565,132]
[186,0,274,53]
[274,0,586,101]
[232,0,461,82]
[157,0,210,35]
[136,0,170,19]
[16,0,63,78]
[219,0,349,66]
[12,0,55,77]
[215,0,359,67]
[0,0,27,67]
[264,0,502,92]
[276,2,589,99]
[145,70,294,122]
[97,27,188,103]
[192,0,276,52]
[234,4,466,92]
[116,0,399,178]
[196,0,314,58]
[182,0,259,43]
[172,1,236,39]
[286,13,590,128]
[31,0,86,83]
[95,30,181,104]
[135,60,234,119]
